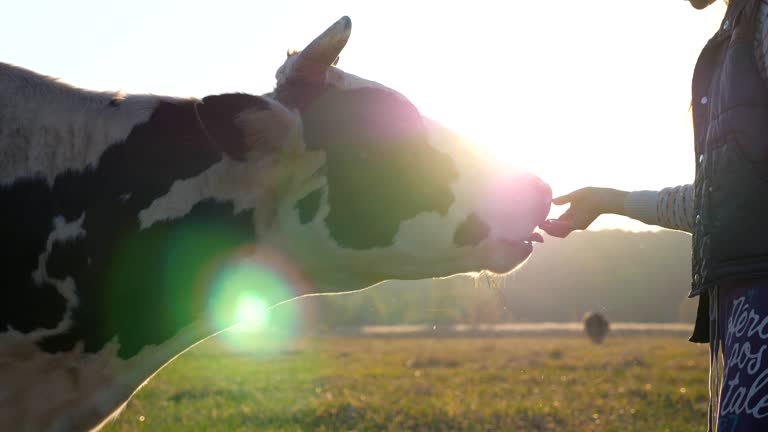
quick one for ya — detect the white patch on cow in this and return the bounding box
[0,62,172,186]
[0,320,213,432]
[138,155,264,229]
[18,214,87,340]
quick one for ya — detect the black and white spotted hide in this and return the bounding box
[0,16,551,432]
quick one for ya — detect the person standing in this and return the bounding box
[541,0,768,430]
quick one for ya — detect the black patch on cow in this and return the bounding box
[0,179,68,333]
[275,84,459,249]
[296,187,324,224]
[2,95,270,359]
[453,213,490,247]
[41,200,254,358]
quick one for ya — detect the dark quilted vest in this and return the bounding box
[690,0,768,343]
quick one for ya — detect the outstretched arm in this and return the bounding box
[540,184,694,237]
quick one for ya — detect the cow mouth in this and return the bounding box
[475,233,541,275]
[502,232,544,247]
[487,231,542,269]
[526,232,544,244]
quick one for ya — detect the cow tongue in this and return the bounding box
[528,232,544,243]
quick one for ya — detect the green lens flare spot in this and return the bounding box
[206,260,300,354]
[208,263,279,330]
[236,295,267,329]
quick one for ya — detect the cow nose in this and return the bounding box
[527,174,553,222]
[513,174,552,226]
[476,172,552,242]
[507,173,552,207]
[526,174,552,203]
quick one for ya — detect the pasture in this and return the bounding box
[103,333,710,431]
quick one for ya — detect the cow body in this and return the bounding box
[583,312,610,344]
[0,17,551,431]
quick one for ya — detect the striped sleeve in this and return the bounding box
[623,185,694,233]
[757,0,768,82]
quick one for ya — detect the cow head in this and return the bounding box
[256,17,551,292]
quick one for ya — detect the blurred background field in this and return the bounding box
[103,335,709,432]
[104,230,708,431]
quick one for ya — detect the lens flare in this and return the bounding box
[206,254,307,354]
[209,262,280,330]
[236,295,268,329]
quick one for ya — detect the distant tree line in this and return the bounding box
[271,230,697,330]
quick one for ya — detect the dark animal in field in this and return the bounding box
[583,312,610,344]
[0,16,551,431]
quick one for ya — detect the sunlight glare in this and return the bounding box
[208,262,280,331]
[236,295,268,329]
[205,254,305,354]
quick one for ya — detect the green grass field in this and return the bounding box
[103,335,710,431]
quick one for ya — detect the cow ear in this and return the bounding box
[234,96,304,158]
[198,94,299,161]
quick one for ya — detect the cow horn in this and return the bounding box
[292,16,351,78]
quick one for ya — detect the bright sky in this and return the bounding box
[2,0,727,231]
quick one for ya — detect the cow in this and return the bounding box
[583,312,610,344]
[0,16,551,431]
